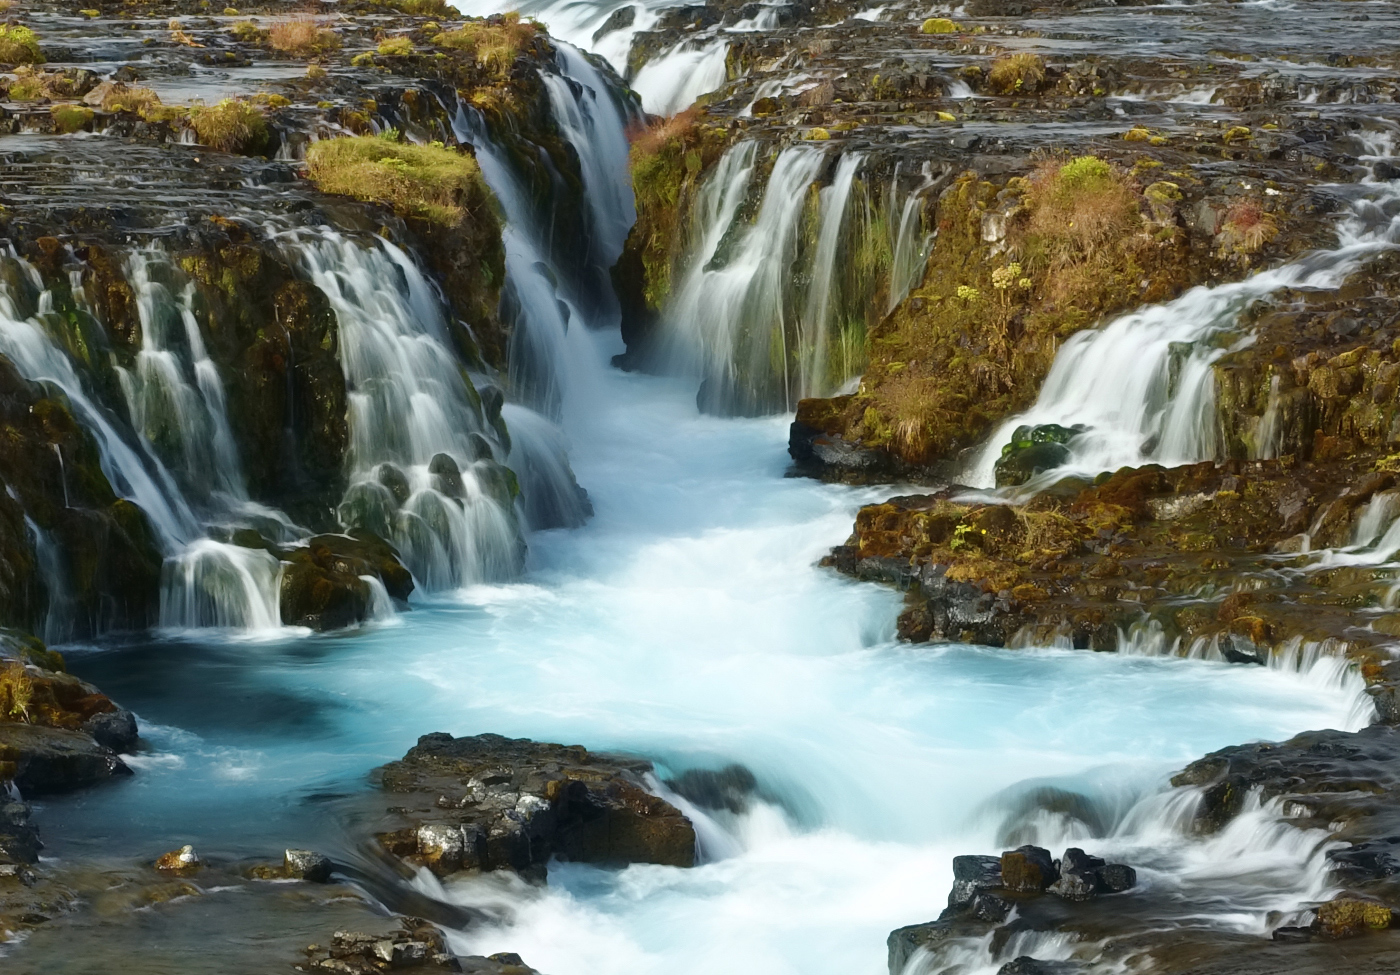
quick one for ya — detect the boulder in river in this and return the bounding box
[369,733,696,878]
[1001,844,1059,892]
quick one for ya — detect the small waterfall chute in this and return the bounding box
[288,229,524,590]
[969,176,1400,489]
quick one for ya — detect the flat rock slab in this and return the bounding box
[370,733,695,877]
[0,722,130,796]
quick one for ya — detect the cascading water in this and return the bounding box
[969,173,1400,489]
[661,144,825,414]
[631,38,731,116]
[659,144,910,414]
[288,230,524,590]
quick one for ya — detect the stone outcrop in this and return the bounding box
[367,732,696,878]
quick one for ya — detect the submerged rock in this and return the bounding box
[297,919,474,974]
[369,732,696,878]
[154,845,200,874]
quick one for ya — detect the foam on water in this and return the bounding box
[45,333,1373,974]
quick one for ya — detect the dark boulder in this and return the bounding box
[1054,848,1107,901]
[1001,845,1059,892]
[429,453,466,500]
[0,800,41,866]
[368,733,696,878]
[0,723,130,796]
[666,764,761,814]
[949,854,1004,909]
[278,531,413,630]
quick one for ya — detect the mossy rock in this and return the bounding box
[994,424,1085,487]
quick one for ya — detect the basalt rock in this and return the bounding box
[297,919,473,974]
[368,733,696,879]
[0,723,131,796]
[277,532,413,631]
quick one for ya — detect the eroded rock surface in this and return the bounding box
[368,733,696,878]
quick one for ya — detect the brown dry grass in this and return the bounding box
[269,16,340,55]
[988,52,1045,94]
[1218,200,1278,255]
[1025,156,1140,269]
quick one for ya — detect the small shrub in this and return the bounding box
[307,63,328,80]
[1218,200,1277,255]
[0,661,34,722]
[6,65,55,101]
[1026,155,1139,265]
[81,8,101,17]
[269,16,340,55]
[987,52,1045,95]
[804,126,831,141]
[305,133,494,227]
[377,36,414,56]
[189,98,269,154]
[0,23,44,65]
[230,19,263,42]
[921,18,958,33]
[52,104,94,133]
[100,83,163,114]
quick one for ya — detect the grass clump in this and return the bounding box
[1026,155,1139,267]
[987,52,1045,94]
[377,36,414,56]
[268,16,340,55]
[0,661,34,722]
[230,19,263,42]
[433,13,537,73]
[99,83,162,114]
[393,0,453,14]
[52,104,94,133]
[921,17,958,33]
[189,98,269,154]
[1217,199,1277,256]
[305,132,494,228]
[0,23,44,65]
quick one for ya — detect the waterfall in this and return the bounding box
[0,251,297,633]
[450,86,621,417]
[118,250,248,503]
[659,144,823,413]
[0,261,199,550]
[501,404,592,531]
[631,39,730,117]
[969,176,1400,488]
[288,230,523,590]
[886,166,936,314]
[800,153,862,404]
[544,43,638,274]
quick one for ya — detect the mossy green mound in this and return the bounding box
[305,133,495,228]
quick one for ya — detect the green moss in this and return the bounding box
[189,98,269,154]
[0,24,44,65]
[921,18,958,33]
[377,36,415,56]
[51,105,94,133]
[987,52,1045,94]
[305,132,495,228]
[433,13,537,74]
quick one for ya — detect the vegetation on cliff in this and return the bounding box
[307,132,496,229]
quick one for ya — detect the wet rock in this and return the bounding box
[1053,848,1106,902]
[0,801,40,866]
[994,425,1085,488]
[888,918,995,975]
[299,919,469,973]
[284,849,334,883]
[428,453,466,500]
[997,959,1083,975]
[369,733,695,878]
[154,845,200,874]
[948,854,1003,909]
[82,708,138,754]
[1001,845,1059,893]
[279,532,413,630]
[0,722,131,796]
[666,764,761,814]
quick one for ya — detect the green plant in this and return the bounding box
[433,13,536,72]
[189,98,269,154]
[0,661,34,722]
[52,104,94,133]
[99,83,163,114]
[1218,200,1277,255]
[0,23,44,65]
[305,133,494,227]
[921,18,957,33]
[377,36,414,56]
[230,19,262,42]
